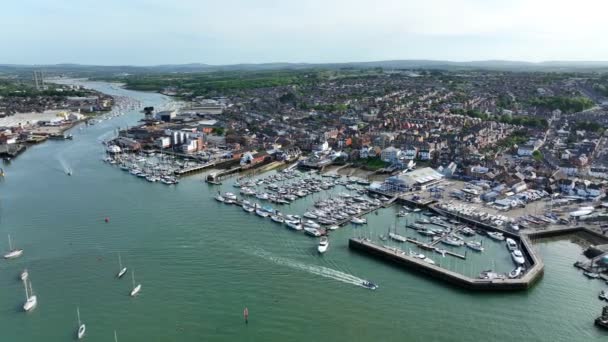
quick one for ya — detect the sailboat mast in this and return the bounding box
[23,279,29,300]
[132,271,135,288]
[28,280,34,297]
[77,307,81,325]
[8,234,12,250]
[114,330,118,342]
[118,253,123,270]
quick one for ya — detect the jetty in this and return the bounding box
[349,238,543,291]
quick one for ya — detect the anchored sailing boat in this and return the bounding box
[23,278,37,312]
[116,253,127,278]
[130,270,141,297]
[4,234,23,259]
[76,307,86,339]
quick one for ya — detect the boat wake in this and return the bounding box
[250,248,369,289]
[57,156,72,174]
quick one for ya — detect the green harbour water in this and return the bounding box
[1,81,607,341]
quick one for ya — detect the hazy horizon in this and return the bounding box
[2,0,607,65]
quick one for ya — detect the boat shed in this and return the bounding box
[382,167,444,193]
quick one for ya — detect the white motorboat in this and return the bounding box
[255,192,270,200]
[441,236,464,247]
[285,215,301,221]
[270,214,284,223]
[23,278,37,312]
[303,212,318,219]
[304,220,320,229]
[487,231,505,241]
[20,269,28,281]
[318,236,329,253]
[4,234,23,259]
[584,271,601,279]
[506,238,518,251]
[511,249,525,265]
[214,194,225,202]
[76,307,86,339]
[465,241,484,252]
[599,290,608,301]
[285,220,303,231]
[328,225,339,231]
[304,227,322,237]
[255,209,270,218]
[350,217,367,225]
[117,253,127,279]
[224,192,237,201]
[130,271,141,297]
[508,266,523,279]
[389,232,407,243]
[243,205,255,213]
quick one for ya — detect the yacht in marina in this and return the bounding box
[350,217,367,225]
[285,220,303,231]
[255,209,270,218]
[4,234,23,259]
[508,266,523,279]
[214,194,225,202]
[304,227,322,237]
[224,192,237,201]
[511,249,525,265]
[465,241,484,252]
[487,231,505,241]
[270,214,285,223]
[506,238,518,251]
[441,236,464,247]
[389,232,407,243]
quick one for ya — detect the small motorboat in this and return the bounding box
[214,195,225,203]
[318,236,329,253]
[361,280,378,290]
[584,271,601,279]
[255,209,270,218]
[270,214,284,223]
[304,227,322,237]
[487,231,505,241]
[441,236,464,247]
[465,241,484,252]
[285,220,303,231]
[508,266,523,279]
[328,225,339,231]
[511,249,525,265]
[224,192,237,201]
[350,217,367,225]
[599,290,608,300]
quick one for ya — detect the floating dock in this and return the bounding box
[349,237,543,291]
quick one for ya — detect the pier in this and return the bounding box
[349,238,543,291]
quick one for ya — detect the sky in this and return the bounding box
[2,0,607,65]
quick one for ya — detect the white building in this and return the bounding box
[381,146,400,163]
[312,141,329,153]
[156,137,171,149]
